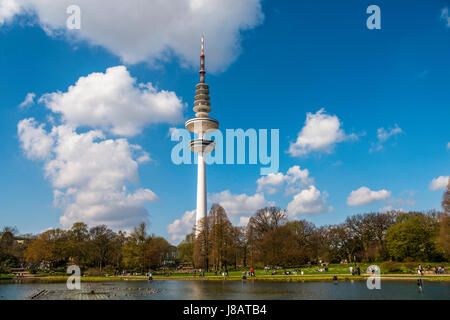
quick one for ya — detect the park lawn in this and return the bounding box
[9,263,449,282]
[161,262,450,277]
[13,273,450,282]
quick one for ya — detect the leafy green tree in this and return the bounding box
[177,233,194,265]
[24,229,70,268]
[67,222,89,266]
[88,225,118,271]
[386,213,440,261]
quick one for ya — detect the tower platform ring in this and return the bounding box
[189,139,216,153]
[185,117,219,133]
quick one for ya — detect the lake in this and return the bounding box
[0,279,449,300]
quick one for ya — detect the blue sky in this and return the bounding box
[0,0,449,242]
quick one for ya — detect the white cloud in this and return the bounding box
[379,205,405,213]
[39,66,184,137]
[442,7,450,27]
[429,176,449,191]
[256,172,285,194]
[17,118,53,160]
[167,209,196,243]
[256,165,313,195]
[18,92,35,108]
[380,205,393,212]
[1,0,264,73]
[377,124,402,142]
[447,142,450,149]
[0,0,22,24]
[256,165,330,217]
[238,216,250,227]
[18,119,158,229]
[370,124,403,152]
[288,108,355,157]
[347,186,391,206]
[287,186,331,216]
[209,190,273,224]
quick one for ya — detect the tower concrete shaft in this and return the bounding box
[185,36,219,236]
[196,150,207,228]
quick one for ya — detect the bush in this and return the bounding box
[83,268,104,277]
[0,265,10,274]
[381,261,402,273]
[403,262,417,272]
[28,268,38,274]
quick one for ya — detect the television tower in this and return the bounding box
[185,36,219,235]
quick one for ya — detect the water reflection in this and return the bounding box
[0,280,449,300]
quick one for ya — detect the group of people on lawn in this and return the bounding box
[418,264,446,275]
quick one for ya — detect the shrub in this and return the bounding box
[83,268,104,277]
[0,265,10,274]
[403,262,417,272]
[381,261,402,273]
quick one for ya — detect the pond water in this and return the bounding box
[0,279,449,300]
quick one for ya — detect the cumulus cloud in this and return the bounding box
[1,0,264,73]
[256,165,313,195]
[347,186,391,206]
[18,92,35,108]
[17,118,53,160]
[0,0,22,24]
[429,176,449,191]
[256,165,330,217]
[288,108,355,157]
[369,124,403,153]
[447,142,450,149]
[39,66,184,136]
[167,209,196,243]
[256,172,285,194]
[442,7,450,27]
[287,186,331,216]
[16,66,177,230]
[18,119,158,229]
[238,216,250,227]
[209,190,273,224]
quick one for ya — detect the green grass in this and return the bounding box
[7,263,449,283]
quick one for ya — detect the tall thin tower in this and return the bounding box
[185,36,219,235]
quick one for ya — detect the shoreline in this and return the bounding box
[5,274,450,283]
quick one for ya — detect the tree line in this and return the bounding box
[182,182,450,270]
[0,222,174,274]
[1,182,449,274]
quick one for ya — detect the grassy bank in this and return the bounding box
[7,263,448,283]
[10,274,450,283]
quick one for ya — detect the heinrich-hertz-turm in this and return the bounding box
[185,36,219,235]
